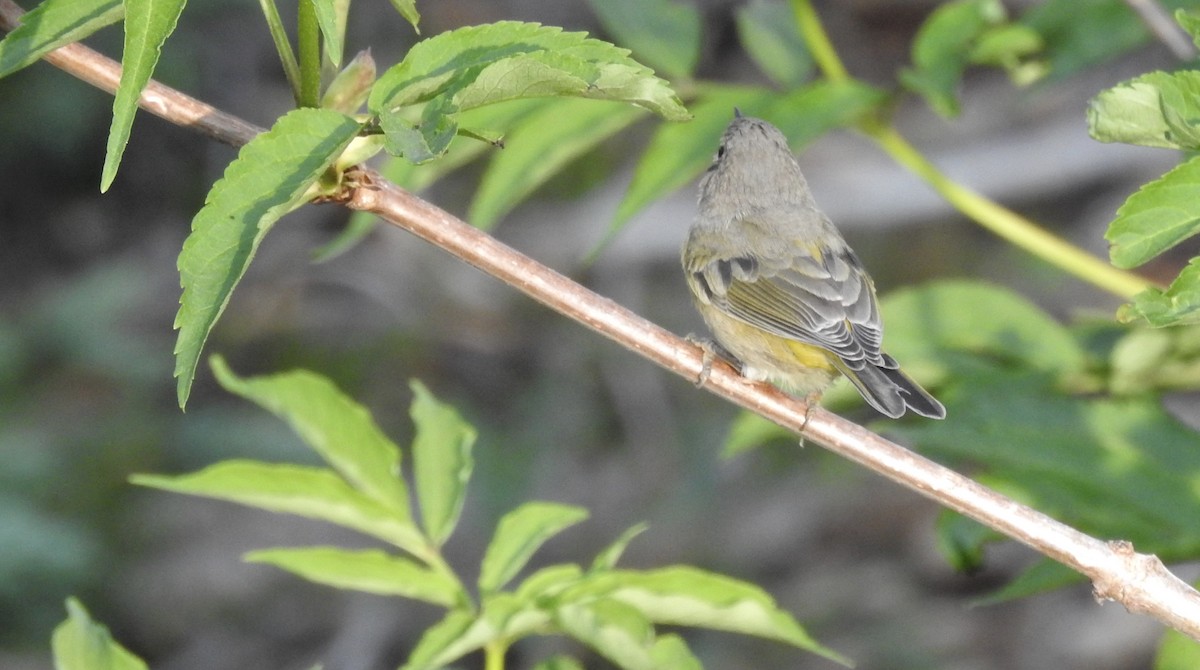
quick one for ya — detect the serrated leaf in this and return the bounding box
[380,99,458,163]
[469,98,643,229]
[555,599,656,670]
[735,0,813,87]
[1106,155,1200,268]
[410,380,476,547]
[131,461,427,554]
[584,0,701,79]
[387,0,420,33]
[900,0,1007,117]
[1156,625,1200,670]
[52,598,148,670]
[1089,71,1200,150]
[101,0,187,192]
[564,567,848,665]
[1122,258,1200,327]
[246,547,462,606]
[479,502,588,594]
[311,0,348,67]
[210,357,411,517]
[173,108,361,407]
[368,21,687,121]
[0,0,123,80]
[590,522,647,572]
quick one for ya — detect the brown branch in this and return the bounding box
[5,0,1200,641]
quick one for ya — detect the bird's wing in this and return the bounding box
[688,242,888,369]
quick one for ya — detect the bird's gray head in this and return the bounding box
[698,114,814,215]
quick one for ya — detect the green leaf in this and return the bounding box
[131,461,427,553]
[310,0,348,67]
[735,0,813,87]
[102,0,187,192]
[1089,71,1200,150]
[321,49,376,114]
[584,0,701,79]
[764,80,887,148]
[1019,0,1147,80]
[1178,9,1200,50]
[52,598,148,670]
[565,567,848,665]
[409,381,476,547]
[173,108,361,407]
[1105,155,1200,268]
[1107,323,1200,391]
[0,0,123,80]
[210,357,411,517]
[555,599,656,670]
[880,280,1086,375]
[532,656,586,670]
[1156,625,1200,670]
[607,85,776,233]
[368,21,688,121]
[245,547,462,606]
[403,595,550,670]
[1121,258,1200,327]
[891,366,1200,562]
[314,99,546,262]
[721,412,790,458]
[971,558,1081,605]
[650,635,702,670]
[516,564,585,602]
[379,99,456,163]
[900,0,1007,117]
[387,0,421,33]
[469,98,643,229]
[590,522,647,572]
[479,502,588,594]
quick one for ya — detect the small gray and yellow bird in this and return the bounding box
[683,112,945,419]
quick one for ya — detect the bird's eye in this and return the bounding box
[716,145,726,159]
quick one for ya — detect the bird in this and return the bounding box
[682,112,945,420]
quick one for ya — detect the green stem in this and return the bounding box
[792,0,1154,300]
[297,0,321,108]
[484,640,508,670]
[257,0,301,101]
[790,0,848,83]
[866,121,1154,299]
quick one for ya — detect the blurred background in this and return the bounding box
[0,0,1192,668]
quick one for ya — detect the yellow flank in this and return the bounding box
[783,338,839,372]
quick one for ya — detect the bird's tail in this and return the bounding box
[837,355,946,420]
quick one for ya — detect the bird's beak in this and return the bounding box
[733,107,743,118]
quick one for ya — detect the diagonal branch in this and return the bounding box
[4,0,1200,641]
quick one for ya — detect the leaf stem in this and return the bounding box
[484,639,508,670]
[256,0,301,102]
[790,0,848,83]
[297,0,321,108]
[862,119,1155,299]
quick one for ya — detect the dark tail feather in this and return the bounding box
[839,357,946,420]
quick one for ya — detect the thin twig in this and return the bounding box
[1125,0,1198,61]
[4,0,1200,641]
